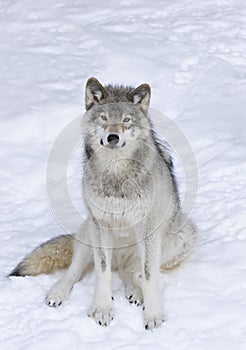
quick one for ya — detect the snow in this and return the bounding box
[1,0,246,349]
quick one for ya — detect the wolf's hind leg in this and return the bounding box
[116,246,143,306]
[161,214,196,271]
[46,236,91,307]
[124,272,143,306]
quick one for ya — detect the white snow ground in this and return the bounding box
[1,0,246,349]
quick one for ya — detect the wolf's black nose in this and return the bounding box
[107,134,120,145]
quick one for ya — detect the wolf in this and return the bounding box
[10,78,196,330]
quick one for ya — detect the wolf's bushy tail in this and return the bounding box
[9,234,74,277]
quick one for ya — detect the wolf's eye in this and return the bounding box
[100,114,107,121]
[123,116,131,123]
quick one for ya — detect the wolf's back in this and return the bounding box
[9,234,74,276]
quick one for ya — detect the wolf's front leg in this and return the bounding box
[88,220,114,326]
[137,226,165,330]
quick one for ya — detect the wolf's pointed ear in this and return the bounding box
[130,83,151,112]
[85,77,105,110]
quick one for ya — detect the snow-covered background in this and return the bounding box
[1,0,246,349]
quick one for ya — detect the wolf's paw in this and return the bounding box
[45,287,70,307]
[88,304,114,326]
[144,312,166,330]
[46,293,63,307]
[126,286,143,306]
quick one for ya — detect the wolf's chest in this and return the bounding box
[84,174,149,225]
[85,164,150,200]
[99,172,139,199]
[88,194,146,229]
[83,161,154,224]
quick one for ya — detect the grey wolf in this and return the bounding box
[10,78,196,330]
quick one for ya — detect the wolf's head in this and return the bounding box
[82,77,151,157]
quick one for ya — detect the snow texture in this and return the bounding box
[1,0,246,349]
